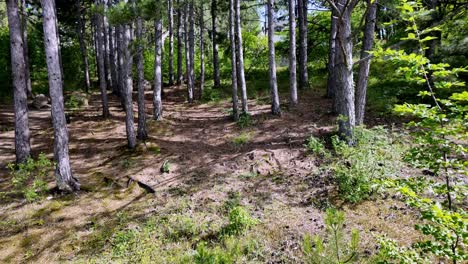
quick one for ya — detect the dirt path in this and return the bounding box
[0,87,416,263]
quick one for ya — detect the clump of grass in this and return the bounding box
[237,112,253,128]
[232,132,252,146]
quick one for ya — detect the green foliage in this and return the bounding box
[231,132,252,146]
[7,153,54,202]
[222,207,258,237]
[305,135,328,157]
[237,113,253,129]
[303,209,360,264]
[202,87,222,102]
[161,160,171,173]
[331,127,404,203]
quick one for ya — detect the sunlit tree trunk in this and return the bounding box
[187,1,195,104]
[267,0,280,115]
[7,0,31,164]
[123,21,136,149]
[199,1,205,100]
[234,0,248,114]
[154,18,163,120]
[288,0,297,107]
[95,0,110,118]
[297,0,308,90]
[211,0,220,88]
[327,8,338,105]
[229,0,239,120]
[103,0,112,91]
[41,0,79,191]
[355,0,378,125]
[176,0,183,85]
[75,0,91,93]
[117,25,126,109]
[136,16,147,140]
[168,0,174,86]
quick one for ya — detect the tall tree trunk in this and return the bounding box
[123,22,136,149]
[109,26,119,95]
[76,0,91,93]
[297,0,308,89]
[355,0,378,125]
[117,25,126,109]
[199,2,205,100]
[136,17,147,140]
[168,0,174,86]
[267,0,280,115]
[154,18,163,120]
[103,0,111,91]
[229,0,239,120]
[41,0,79,191]
[234,0,248,114]
[7,0,31,164]
[95,1,110,118]
[176,0,183,85]
[334,0,356,144]
[288,0,297,107]
[211,0,220,88]
[327,8,338,103]
[20,0,32,97]
[187,1,195,104]
[184,3,190,89]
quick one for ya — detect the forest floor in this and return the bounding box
[0,86,420,263]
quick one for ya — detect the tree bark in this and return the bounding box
[7,0,31,164]
[335,0,356,144]
[136,17,147,140]
[41,0,79,191]
[199,1,205,100]
[117,25,126,109]
[95,1,110,118]
[123,22,136,149]
[168,0,174,86]
[288,0,298,107]
[355,0,378,125]
[103,0,112,91]
[327,8,338,104]
[229,0,239,120]
[234,0,248,114]
[176,0,183,85]
[76,0,91,93]
[187,1,195,104]
[297,0,308,89]
[211,0,220,88]
[20,0,32,97]
[267,0,280,115]
[154,18,163,120]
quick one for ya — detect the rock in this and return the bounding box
[32,94,51,109]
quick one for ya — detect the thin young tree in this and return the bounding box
[176,0,184,85]
[136,15,147,140]
[103,0,112,91]
[154,13,163,120]
[288,0,297,107]
[234,0,248,114]
[41,0,79,191]
[108,1,118,96]
[211,0,220,88]
[20,0,32,97]
[228,0,239,120]
[327,7,338,104]
[297,0,308,90]
[355,0,378,125]
[75,0,91,93]
[199,0,205,99]
[267,0,280,115]
[187,0,195,103]
[168,0,175,86]
[122,18,136,149]
[95,0,110,118]
[7,0,31,164]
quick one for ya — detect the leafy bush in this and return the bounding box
[237,113,253,129]
[303,209,360,264]
[231,132,252,146]
[222,207,258,236]
[331,127,404,203]
[202,87,222,102]
[7,153,54,202]
[305,135,328,157]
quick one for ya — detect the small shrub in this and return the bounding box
[202,87,222,102]
[303,209,360,264]
[237,113,253,128]
[304,135,328,157]
[222,207,258,236]
[161,160,171,173]
[7,153,54,202]
[221,191,241,213]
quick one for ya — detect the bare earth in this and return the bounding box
[0,86,418,263]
